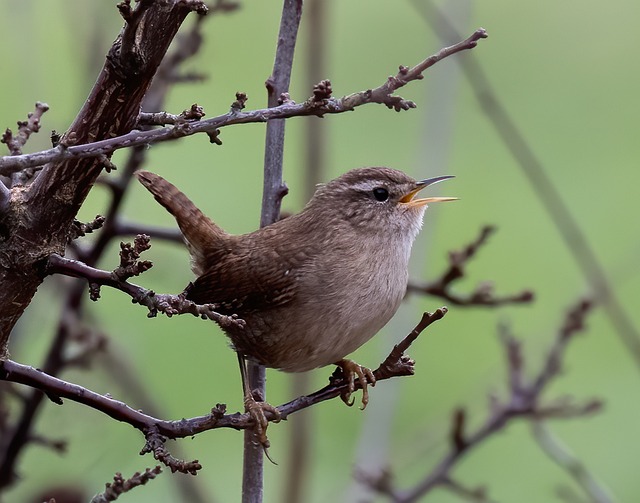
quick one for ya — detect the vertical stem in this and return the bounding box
[284,1,327,502]
[242,1,303,502]
[259,0,304,229]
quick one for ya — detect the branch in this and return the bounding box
[0,6,219,495]
[136,103,205,126]
[243,0,304,495]
[362,299,601,503]
[408,226,534,306]
[0,309,447,469]
[44,251,241,327]
[343,28,487,112]
[1,102,49,156]
[90,466,162,503]
[0,28,488,177]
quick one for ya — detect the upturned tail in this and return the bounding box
[136,171,227,275]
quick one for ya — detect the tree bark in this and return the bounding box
[0,3,198,353]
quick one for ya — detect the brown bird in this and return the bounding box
[137,167,454,441]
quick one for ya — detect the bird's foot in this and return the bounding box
[335,359,376,410]
[244,390,281,459]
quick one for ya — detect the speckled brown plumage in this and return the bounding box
[137,168,454,374]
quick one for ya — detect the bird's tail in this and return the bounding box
[136,171,227,274]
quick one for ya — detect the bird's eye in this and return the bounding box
[372,187,389,202]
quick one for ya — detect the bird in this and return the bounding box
[137,167,454,443]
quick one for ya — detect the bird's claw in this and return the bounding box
[244,390,281,461]
[336,359,376,410]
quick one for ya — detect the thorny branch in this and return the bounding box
[0,28,487,177]
[0,309,447,472]
[408,226,534,306]
[359,299,601,503]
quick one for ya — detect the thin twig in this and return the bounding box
[90,466,163,503]
[0,28,488,177]
[1,102,49,156]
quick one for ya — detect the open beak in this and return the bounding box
[399,175,457,208]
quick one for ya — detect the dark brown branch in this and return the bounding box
[408,226,534,306]
[69,215,107,242]
[0,28,488,177]
[0,308,447,460]
[0,2,201,353]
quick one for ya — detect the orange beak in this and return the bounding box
[399,175,457,208]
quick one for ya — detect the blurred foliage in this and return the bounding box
[1,0,638,502]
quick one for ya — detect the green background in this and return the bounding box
[1,0,638,501]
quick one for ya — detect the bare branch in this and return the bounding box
[90,466,162,503]
[141,426,201,475]
[343,28,487,112]
[136,103,205,126]
[45,252,241,327]
[408,226,534,306]
[1,102,49,156]
[0,28,488,177]
[110,220,184,243]
[363,299,601,503]
[0,308,447,466]
[69,215,106,242]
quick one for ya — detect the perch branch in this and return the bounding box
[0,28,487,177]
[0,309,446,469]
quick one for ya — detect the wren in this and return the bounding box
[137,168,454,424]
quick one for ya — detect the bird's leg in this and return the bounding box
[335,359,376,410]
[237,354,281,451]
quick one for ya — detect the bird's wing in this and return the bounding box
[184,235,303,315]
